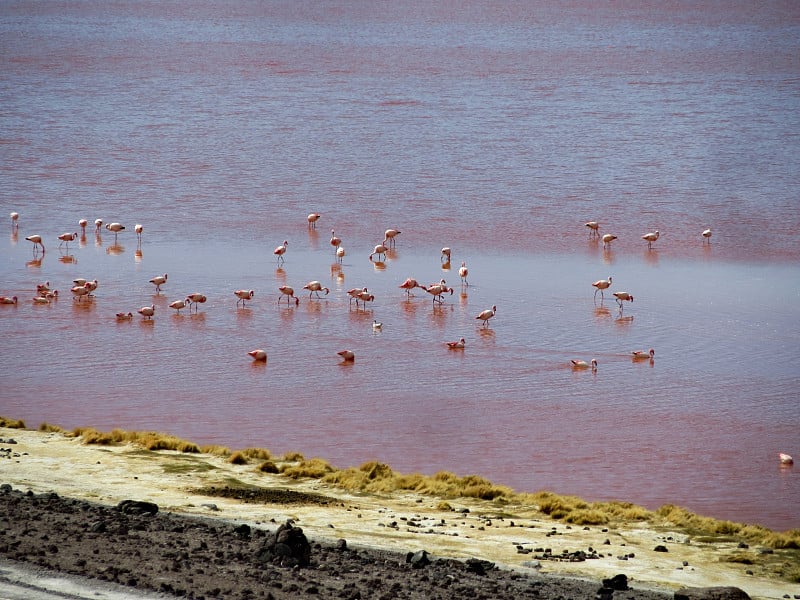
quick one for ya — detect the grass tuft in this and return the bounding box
[0,416,26,429]
[257,460,279,473]
[38,422,65,433]
[280,457,335,479]
[228,451,249,465]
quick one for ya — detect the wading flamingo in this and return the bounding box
[137,305,155,320]
[424,279,452,305]
[94,219,103,232]
[592,276,612,300]
[399,278,423,297]
[10,212,19,228]
[585,221,599,237]
[336,246,346,263]
[602,233,617,249]
[642,230,660,249]
[234,289,255,307]
[169,299,188,314]
[186,293,207,312]
[369,243,388,261]
[779,452,793,465]
[613,291,634,309]
[25,235,45,252]
[476,305,496,327]
[303,281,330,298]
[347,287,368,306]
[355,290,375,308]
[58,232,78,250]
[702,228,712,243]
[105,222,125,242]
[571,358,598,371]
[307,213,321,229]
[384,229,401,247]
[149,273,168,293]
[135,224,143,242]
[278,285,299,306]
[330,230,341,253]
[71,283,92,301]
[79,219,87,233]
[274,240,288,264]
[631,348,655,360]
[441,247,451,262]
[248,349,268,362]
[459,261,469,286]
[337,349,355,362]
[446,338,466,350]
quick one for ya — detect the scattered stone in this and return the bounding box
[654,545,669,552]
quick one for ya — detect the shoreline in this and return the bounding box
[1,424,799,599]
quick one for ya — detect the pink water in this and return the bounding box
[1,0,799,531]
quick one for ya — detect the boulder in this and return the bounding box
[674,587,751,600]
[602,573,628,590]
[258,520,311,567]
[116,500,158,516]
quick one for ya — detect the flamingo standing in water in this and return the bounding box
[25,235,45,252]
[10,212,19,228]
[592,276,612,300]
[458,262,469,286]
[135,224,143,242]
[642,230,660,249]
[631,348,655,360]
[234,289,255,307]
[384,228,401,247]
[337,349,355,362]
[369,243,388,261]
[138,305,155,320]
[307,213,321,229]
[476,305,496,327]
[424,279,451,305]
[71,283,92,301]
[441,247,451,262]
[149,273,168,293]
[248,349,268,362]
[613,291,634,309]
[585,221,600,237]
[274,240,288,264]
[330,230,341,254]
[58,232,78,250]
[347,287,368,306]
[186,293,207,313]
[79,219,88,233]
[303,281,330,298]
[779,452,793,465]
[278,285,299,306]
[94,219,103,232]
[571,358,598,371]
[105,222,125,242]
[355,290,375,308]
[702,228,712,243]
[602,233,617,249]
[399,277,423,297]
[169,299,188,314]
[446,338,466,350]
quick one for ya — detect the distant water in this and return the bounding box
[1,1,799,531]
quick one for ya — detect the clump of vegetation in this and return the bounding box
[0,416,26,429]
[280,457,335,479]
[228,451,249,465]
[38,422,65,433]
[240,447,272,460]
[257,460,279,473]
[724,552,755,564]
[281,451,305,462]
[199,445,232,457]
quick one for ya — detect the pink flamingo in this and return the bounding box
[571,358,598,371]
[337,349,355,362]
[303,281,330,298]
[137,305,155,320]
[330,230,341,254]
[631,348,655,360]
[149,273,168,293]
[585,221,599,237]
[424,279,452,305]
[602,233,617,249]
[458,262,469,286]
[58,232,78,250]
[702,228,712,243]
[0,296,19,305]
[234,289,255,307]
[248,349,268,362]
[25,234,45,252]
[278,285,299,306]
[399,277,423,297]
[446,338,466,350]
[105,222,125,242]
[186,293,207,313]
[476,305,496,327]
[307,213,321,229]
[273,240,288,264]
[613,291,634,309]
[369,243,388,261]
[441,247,451,262]
[779,452,793,465]
[116,312,133,321]
[384,228,401,247]
[642,230,660,249]
[592,276,612,300]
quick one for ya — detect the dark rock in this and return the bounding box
[233,523,251,537]
[88,520,107,533]
[116,500,158,516]
[258,520,311,568]
[407,550,431,569]
[674,587,751,600]
[654,545,669,552]
[336,538,347,551]
[464,558,494,575]
[602,574,628,590]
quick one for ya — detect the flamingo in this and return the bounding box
[613,291,634,311]
[330,230,341,253]
[459,261,469,286]
[337,349,355,362]
[372,319,382,330]
[169,299,188,314]
[116,312,133,321]
[248,349,268,362]
[631,348,655,360]
[779,452,794,465]
[571,358,598,371]
[592,276,612,300]
[32,296,51,305]
[0,296,19,305]
[602,233,617,249]
[476,305,496,327]
[278,285,299,306]
[702,228,712,243]
[71,283,92,301]
[149,273,168,293]
[642,230,660,249]
[36,281,51,293]
[441,247,451,262]
[79,219,88,233]
[105,222,125,242]
[40,290,58,299]
[186,293,207,313]
[369,243,388,261]
[399,277,423,297]
[336,246,346,263]
[273,240,288,264]
[585,221,600,237]
[85,279,99,294]
[307,213,321,229]
[234,289,255,307]
[384,229,401,247]
[25,234,45,252]
[356,290,375,308]
[424,279,451,305]
[58,232,78,250]
[10,212,19,228]
[347,287,368,306]
[446,338,466,350]
[303,281,329,298]
[137,305,155,320]
[135,224,143,242]
[73,278,87,286]
[94,219,103,232]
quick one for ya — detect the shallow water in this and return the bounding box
[1,0,799,531]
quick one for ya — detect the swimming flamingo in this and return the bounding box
[25,235,45,252]
[274,240,288,264]
[58,232,78,250]
[248,349,268,362]
[186,293,207,312]
[585,221,599,237]
[234,289,255,307]
[336,246,346,263]
[631,348,655,360]
[278,285,299,306]
[337,349,355,362]
[10,212,19,228]
[602,233,617,249]
[330,230,341,254]
[702,228,712,243]
[369,243,388,261]
[592,276,612,300]
[441,247,451,262]
[32,296,51,305]
[399,278,423,297]
[476,305,496,327]
[642,230,660,249]
[303,281,330,298]
[116,312,133,321]
[384,229,401,247]
[307,213,321,229]
[446,338,466,350]
[135,224,143,242]
[169,299,188,313]
[71,283,92,301]
[779,452,793,465]
[0,296,18,304]
[36,281,51,293]
[571,358,598,371]
[149,273,168,293]
[459,262,469,286]
[137,305,155,320]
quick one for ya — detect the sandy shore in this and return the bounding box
[1,427,797,599]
